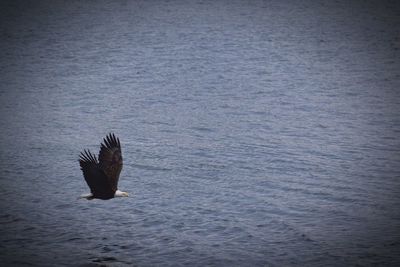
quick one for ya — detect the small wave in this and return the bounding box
[132,163,172,172]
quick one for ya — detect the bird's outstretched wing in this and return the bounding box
[79,149,115,198]
[98,133,123,192]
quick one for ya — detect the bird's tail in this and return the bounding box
[78,193,94,200]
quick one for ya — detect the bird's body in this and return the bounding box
[79,133,128,200]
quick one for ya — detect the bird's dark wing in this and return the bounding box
[98,133,123,192]
[79,149,115,199]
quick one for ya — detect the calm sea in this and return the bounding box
[1,0,399,266]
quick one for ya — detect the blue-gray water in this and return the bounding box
[1,0,400,266]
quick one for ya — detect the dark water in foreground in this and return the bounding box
[1,0,400,266]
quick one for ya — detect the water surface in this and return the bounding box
[1,0,400,266]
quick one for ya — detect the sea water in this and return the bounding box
[0,1,399,266]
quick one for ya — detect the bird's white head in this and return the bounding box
[115,190,129,197]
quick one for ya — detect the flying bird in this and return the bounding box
[79,133,128,200]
